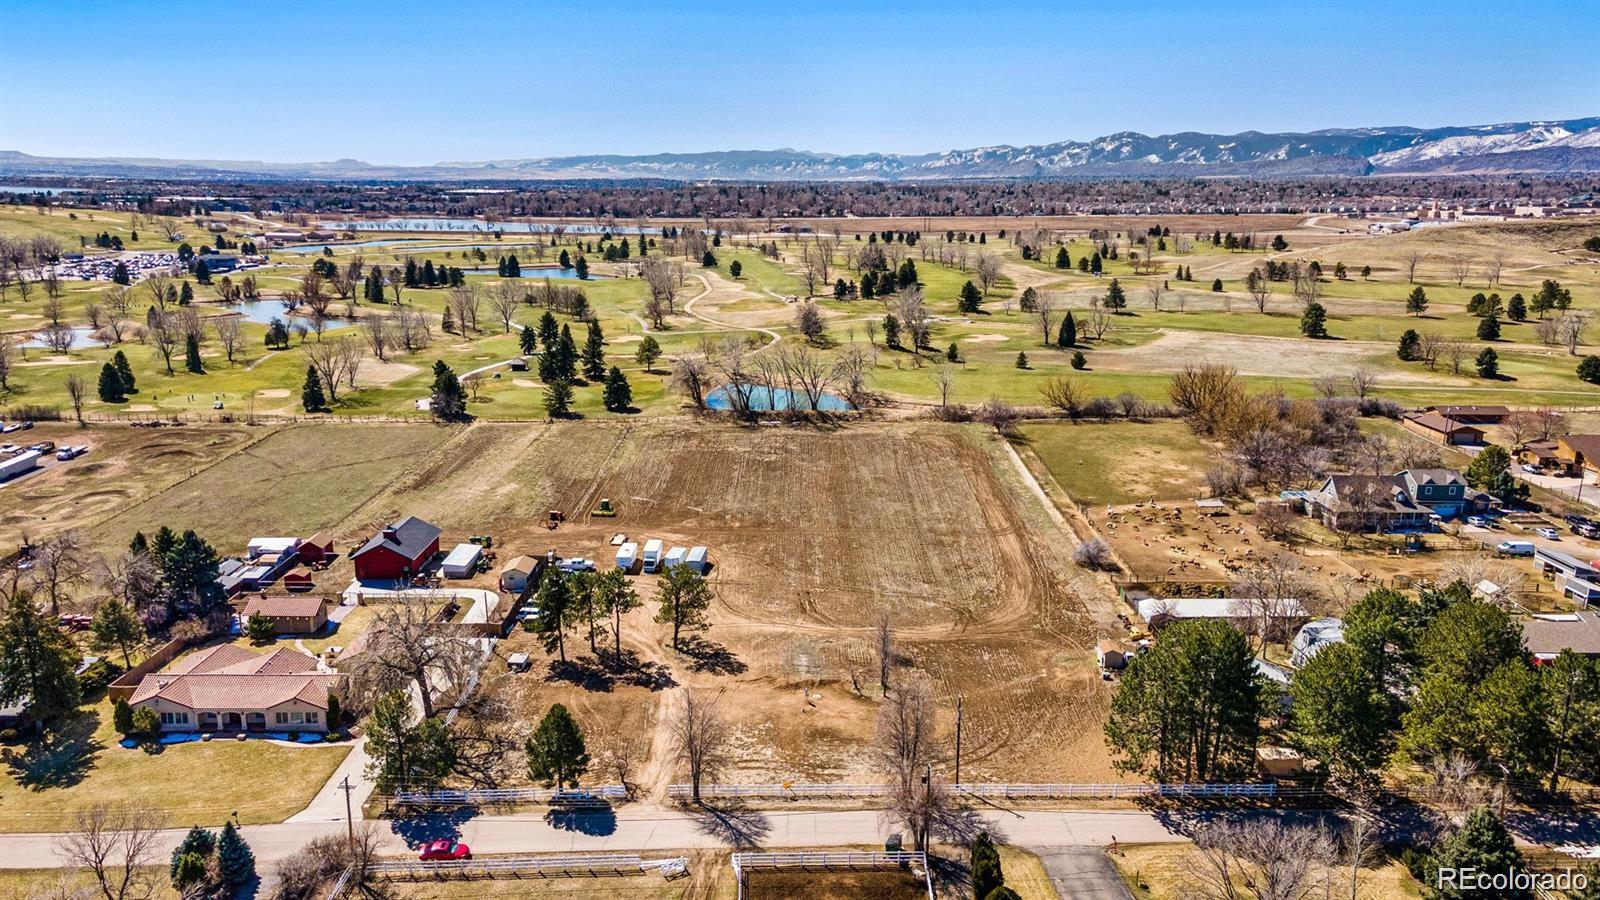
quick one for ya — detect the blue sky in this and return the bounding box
[2,0,1596,164]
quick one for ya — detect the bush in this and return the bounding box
[930,403,973,422]
[1082,397,1119,419]
[1579,355,1600,385]
[1070,351,1087,370]
[272,834,352,900]
[0,404,63,422]
[131,706,160,736]
[1073,538,1118,571]
[78,659,124,694]
[113,698,135,735]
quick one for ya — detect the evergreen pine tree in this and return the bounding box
[634,335,662,372]
[1476,347,1500,378]
[1507,293,1527,321]
[216,821,255,889]
[543,378,574,418]
[556,324,578,381]
[1054,246,1069,269]
[1015,352,1028,369]
[1398,329,1421,361]
[1428,807,1530,900]
[972,833,1004,900]
[112,350,136,393]
[1210,278,1223,292]
[1406,286,1429,316]
[1071,351,1087,370]
[1103,279,1127,310]
[1057,311,1076,348]
[538,311,560,351]
[429,360,466,420]
[582,322,606,381]
[1477,314,1501,341]
[179,281,193,305]
[946,342,960,363]
[184,334,204,373]
[1579,356,1600,385]
[603,366,632,412]
[526,703,590,788]
[957,281,982,313]
[575,257,589,279]
[169,828,215,881]
[301,366,326,412]
[97,362,125,402]
[1301,302,1328,338]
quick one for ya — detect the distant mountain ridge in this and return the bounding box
[4,118,1599,182]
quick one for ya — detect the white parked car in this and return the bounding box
[1466,516,1488,528]
[1536,527,1560,540]
[1521,464,1541,474]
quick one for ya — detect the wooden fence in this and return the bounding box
[106,637,189,701]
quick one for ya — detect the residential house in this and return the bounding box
[1519,440,1578,476]
[129,645,341,734]
[241,593,330,634]
[1400,411,1485,446]
[352,516,441,582]
[1425,405,1511,425]
[1523,611,1600,662]
[1556,435,1600,480]
[1304,468,1484,531]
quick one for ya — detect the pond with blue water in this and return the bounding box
[705,385,852,412]
[463,266,607,281]
[24,325,104,350]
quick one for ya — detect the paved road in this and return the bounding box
[0,806,1199,869]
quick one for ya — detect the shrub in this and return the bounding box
[78,659,124,694]
[272,834,352,900]
[1082,397,1119,419]
[1579,356,1600,385]
[1073,538,1118,571]
[1070,351,1087,370]
[113,699,135,734]
[131,706,160,736]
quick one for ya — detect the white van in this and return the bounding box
[1496,540,1535,556]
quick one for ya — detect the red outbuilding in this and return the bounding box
[352,516,441,583]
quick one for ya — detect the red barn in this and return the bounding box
[352,516,441,583]
[298,531,336,566]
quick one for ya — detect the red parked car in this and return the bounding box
[418,840,470,861]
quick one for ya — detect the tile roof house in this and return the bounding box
[352,516,441,583]
[130,645,341,733]
[241,593,330,634]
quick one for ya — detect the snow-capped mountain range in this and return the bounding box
[4,118,1598,182]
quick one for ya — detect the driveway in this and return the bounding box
[1032,848,1134,900]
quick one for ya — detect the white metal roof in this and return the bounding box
[442,543,482,567]
[1137,597,1309,622]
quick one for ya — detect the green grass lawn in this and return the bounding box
[1015,420,1218,506]
[0,699,350,832]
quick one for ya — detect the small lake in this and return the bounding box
[222,300,355,328]
[23,325,104,350]
[272,239,434,254]
[0,184,83,195]
[464,266,608,281]
[706,385,852,412]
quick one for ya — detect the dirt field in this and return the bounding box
[446,420,1122,786]
[0,421,261,549]
[1017,421,1218,507]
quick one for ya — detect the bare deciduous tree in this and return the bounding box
[1040,376,1086,420]
[669,351,712,410]
[57,803,165,900]
[1403,250,1424,284]
[211,315,242,364]
[875,675,937,798]
[147,311,182,375]
[671,688,731,804]
[488,279,521,333]
[1189,818,1334,900]
[345,591,480,719]
[65,373,88,425]
[974,252,1001,296]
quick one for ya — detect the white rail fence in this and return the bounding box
[732,851,931,900]
[390,785,627,808]
[669,782,1291,802]
[368,854,688,880]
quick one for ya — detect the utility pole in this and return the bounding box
[954,696,963,787]
[339,776,355,843]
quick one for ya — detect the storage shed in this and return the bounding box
[441,543,484,579]
[685,546,709,574]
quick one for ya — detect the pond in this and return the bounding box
[463,266,608,281]
[221,300,355,328]
[272,239,434,254]
[23,325,104,350]
[705,384,852,412]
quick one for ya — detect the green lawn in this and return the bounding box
[1015,420,1218,506]
[0,699,349,832]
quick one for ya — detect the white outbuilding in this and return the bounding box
[685,546,709,574]
[441,543,483,579]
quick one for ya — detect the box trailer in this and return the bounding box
[664,546,687,571]
[641,539,665,573]
[685,546,709,574]
[0,450,42,482]
[615,542,639,571]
